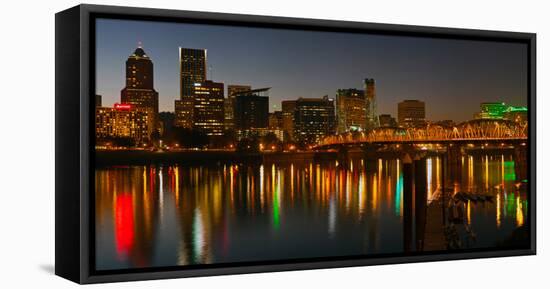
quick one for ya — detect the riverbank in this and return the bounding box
[94,150,338,166]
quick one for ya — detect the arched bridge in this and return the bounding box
[315,119,528,149]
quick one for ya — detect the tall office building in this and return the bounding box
[224,98,235,131]
[175,47,207,128]
[398,100,426,127]
[294,96,335,144]
[336,88,367,133]
[364,78,378,130]
[120,46,159,138]
[192,81,225,136]
[234,88,270,131]
[224,84,252,130]
[281,100,297,141]
[179,47,207,98]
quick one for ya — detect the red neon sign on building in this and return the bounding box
[114,103,132,110]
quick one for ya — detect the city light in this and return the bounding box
[93,39,529,270]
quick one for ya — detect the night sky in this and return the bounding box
[95,18,528,122]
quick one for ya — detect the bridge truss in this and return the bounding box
[318,119,528,147]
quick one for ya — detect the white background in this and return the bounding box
[0,0,547,287]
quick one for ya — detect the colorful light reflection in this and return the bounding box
[115,194,134,258]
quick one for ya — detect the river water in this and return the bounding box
[95,153,529,270]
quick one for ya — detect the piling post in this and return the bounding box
[402,153,413,253]
[414,155,427,251]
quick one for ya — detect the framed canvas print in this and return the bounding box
[55,4,536,284]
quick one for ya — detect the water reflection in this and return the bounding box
[95,153,528,270]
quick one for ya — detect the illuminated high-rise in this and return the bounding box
[175,47,207,128]
[225,85,252,130]
[179,47,207,98]
[120,46,159,138]
[294,96,335,144]
[282,100,297,141]
[398,100,425,127]
[364,78,378,130]
[192,81,225,136]
[336,88,366,133]
[95,103,149,145]
[234,88,270,131]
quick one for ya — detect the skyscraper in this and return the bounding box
[398,100,426,127]
[120,46,159,139]
[225,85,252,130]
[179,47,207,98]
[281,100,297,141]
[192,81,225,136]
[234,88,270,131]
[364,78,378,130]
[294,96,335,144]
[175,47,207,128]
[336,88,366,133]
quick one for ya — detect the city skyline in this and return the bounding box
[91,16,531,272]
[96,18,528,122]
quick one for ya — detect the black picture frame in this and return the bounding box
[55,4,536,284]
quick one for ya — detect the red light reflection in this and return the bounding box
[115,194,134,258]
